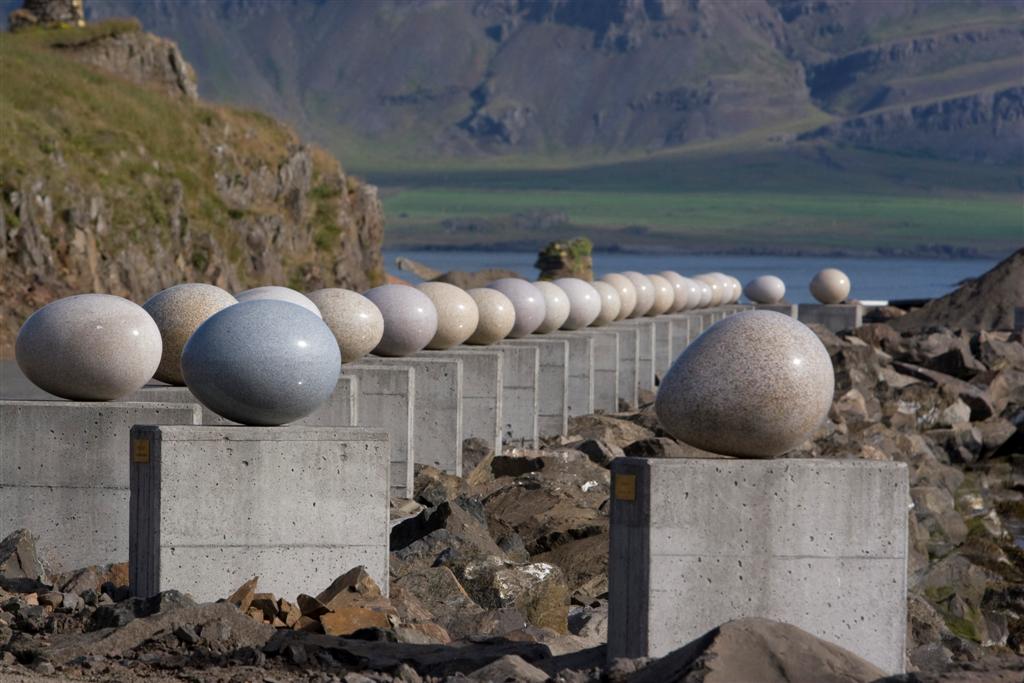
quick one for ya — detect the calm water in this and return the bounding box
[384,250,1000,304]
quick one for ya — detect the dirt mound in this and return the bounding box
[892,249,1024,332]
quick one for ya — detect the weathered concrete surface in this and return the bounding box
[345,364,415,497]
[416,348,502,455]
[798,303,864,333]
[128,376,359,427]
[653,318,673,380]
[756,303,798,318]
[129,425,390,602]
[613,319,655,393]
[494,344,539,448]
[545,333,594,417]
[502,338,568,437]
[665,314,692,373]
[0,400,201,571]
[612,325,639,410]
[360,356,463,476]
[608,457,908,674]
[576,329,620,413]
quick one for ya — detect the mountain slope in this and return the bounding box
[68,0,1024,166]
[0,19,384,352]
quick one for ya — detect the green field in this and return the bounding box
[356,142,1023,255]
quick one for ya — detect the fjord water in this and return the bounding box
[384,251,1000,304]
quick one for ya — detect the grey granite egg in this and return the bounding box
[554,278,601,330]
[600,273,637,319]
[534,280,571,333]
[744,275,786,304]
[181,300,340,425]
[16,294,163,400]
[590,281,622,326]
[306,288,384,363]
[466,288,515,345]
[236,286,322,317]
[143,284,238,385]
[622,272,655,317]
[810,268,851,304]
[365,284,439,356]
[656,310,834,458]
[488,278,545,338]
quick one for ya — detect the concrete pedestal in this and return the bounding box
[361,357,463,476]
[416,349,502,455]
[546,333,594,417]
[608,457,908,674]
[614,320,655,393]
[129,425,390,602]
[665,314,693,371]
[756,303,797,318]
[611,325,639,410]
[0,400,201,571]
[653,319,672,380]
[577,329,620,413]
[129,377,359,427]
[345,364,415,497]
[494,344,539,448]
[798,303,864,332]
[503,338,568,437]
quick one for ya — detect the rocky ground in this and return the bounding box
[1,318,1023,682]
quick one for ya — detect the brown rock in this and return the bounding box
[294,615,324,633]
[566,414,654,448]
[316,566,383,611]
[297,593,330,618]
[535,237,593,281]
[250,592,280,622]
[319,606,393,636]
[395,621,451,644]
[458,557,570,634]
[278,598,301,628]
[225,576,258,613]
[484,484,607,555]
[468,654,549,682]
[534,532,609,599]
[392,566,485,640]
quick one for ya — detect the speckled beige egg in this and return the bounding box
[590,281,621,326]
[646,274,675,316]
[16,294,162,400]
[600,273,637,319]
[656,310,834,457]
[534,281,571,333]
[417,282,479,350]
[810,268,852,304]
[694,274,725,307]
[622,272,655,317]
[466,288,515,345]
[658,271,690,313]
[307,288,384,363]
[143,284,238,385]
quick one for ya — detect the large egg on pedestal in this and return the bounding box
[744,276,786,305]
[466,288,515,345]
[655,310,834,457]
[622,272,655,317]
[306,288,384,363]
[554,278,601,330]
[488,278,545,338]
[236,285,322,317]
[533,281,570,333]
[646,274,675,316]
[600,273,637,320]
[590,281,621,326]
[143,284,237,385]
[810,268,852,304]
[16,294,162,400]
[417,282,479,350]
[364,285,438,357]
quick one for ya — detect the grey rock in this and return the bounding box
[469,654,549,682]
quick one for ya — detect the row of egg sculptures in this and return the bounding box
[15,269,745,426]
[741,268,852,305]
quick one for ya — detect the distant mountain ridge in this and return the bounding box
[29,0,1020,167]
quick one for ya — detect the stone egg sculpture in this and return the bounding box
[656,310,834,457]
[306,288,384,363]
[533,280,571,333]
[16,294,162,400]
[716,274,740,304]
[600,273,637,319]
[554,278,601,330]
[646,274,675,316]
[682,276,703,310]
[181,300,340,426]
[622,271,655,317]
[488,278,546,338]
[466,288,515,345]
[236,286,322,318]
[590,281,622,326]
[810,268,851,304]
[364,285,438,357]
[659,271,690,313]
[729,276,744,304]
[744,275,786,304]
[418,282,480,350]
[696,280,712,308]
[142,284,237,385]
[694,274,725,307]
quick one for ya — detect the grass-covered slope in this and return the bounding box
[0,20,384,353]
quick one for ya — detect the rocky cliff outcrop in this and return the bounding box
[0,21,384,354]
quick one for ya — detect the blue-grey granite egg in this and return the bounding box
[16,294,162,401]
[364,284,439,357]
[181,300,340,425]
